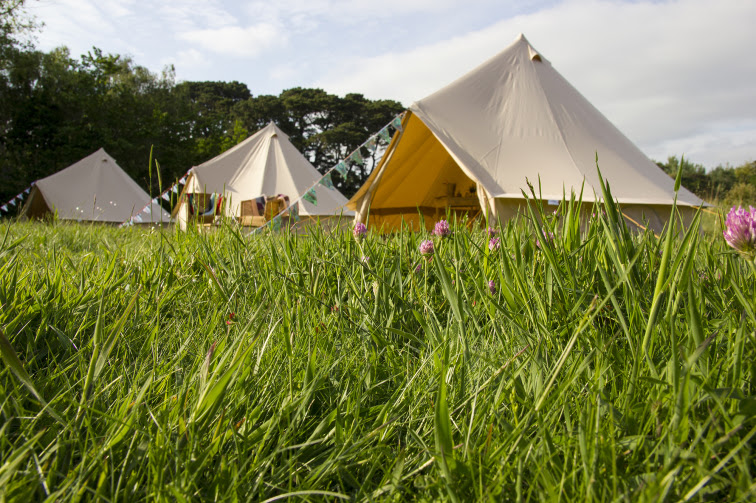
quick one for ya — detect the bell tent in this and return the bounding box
[347,34,704,232]
[174,122,352,229]
[21,148,170,223]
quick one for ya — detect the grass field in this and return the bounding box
[0,192,754,501]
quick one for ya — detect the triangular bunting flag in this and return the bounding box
[162,193,170,201]
[24,188,30,194]
[134,215,143,223]
[302,188,318,206]
[9,199,16,206]
[350,150,363,166]
[1,205,7,212]
[379,127,391,143]
[179,176,187,184]
[335,162,348,177]
[365,137,377,152]
[319,173,334,189]
[271,215,282,231]
[391,116,403,131]
[172,185,179,193]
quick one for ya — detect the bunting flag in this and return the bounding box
[9,199,16,206]
[24,188,30,194]
[334,161,348,177]
[289,203,300,222]
[350,150,364,166]
[302,188,318,206]
[319,173,334,189]
[391,116,403,131]
[179,176,187,184]
[379,127,392,143]
[162,193,170,201]
[271,215,282,231]
[365,137,377,152]
[1,205,7,212]
[133,215,143,223]
[172,185,180,193]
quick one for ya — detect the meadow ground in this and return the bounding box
[0,195,754,501]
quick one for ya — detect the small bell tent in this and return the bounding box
[21,148,170,223]
[173,122,352,230]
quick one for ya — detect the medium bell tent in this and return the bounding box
[174,122,352,229]
[347,34,704,232]
[21,148,170,223]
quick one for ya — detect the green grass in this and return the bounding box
[0,193,754,501]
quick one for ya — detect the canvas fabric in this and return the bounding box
[22,148,170,223]
[348,34,705,232]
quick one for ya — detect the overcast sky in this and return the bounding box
[27,0,756,169]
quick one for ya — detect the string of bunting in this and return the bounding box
[120,172,190,226]
[0,187,31,215]
[254,112,405,233]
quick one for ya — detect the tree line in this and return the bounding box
[656,156,756,208]
[0,3,403,205]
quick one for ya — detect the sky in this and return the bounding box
[26,0,756,169]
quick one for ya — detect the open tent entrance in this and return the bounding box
[362,113,481,231]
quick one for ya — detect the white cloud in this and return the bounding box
[313,0,756,167]
[177,23,286,57]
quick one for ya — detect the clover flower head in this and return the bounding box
[487,227,498,238]
[353,222,368,239]
[361,255,370,264]
[433,219,452,238]
[489,236,500,251]
[488,280,496,295]
[419,239,434,256]
[723,205,756,258]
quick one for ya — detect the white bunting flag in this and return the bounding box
[162,193,170,201]
[1,205,7,212]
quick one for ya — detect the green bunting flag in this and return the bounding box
[303,187,318,206]
[379,127,391,143]
[350,150,364,165]
[335,161,348,177]
[391,116,403,131]
[319,173,334,189]
[271,215,281,231]
[365,137,377,152]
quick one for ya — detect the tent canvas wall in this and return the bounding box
[174,122,353,230]
[21,148,170,223]
[348,34,704,232]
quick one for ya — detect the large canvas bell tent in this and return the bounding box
[21,148,170,223]
[348,34,704,232]
[174,122,352,229]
